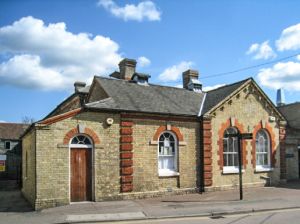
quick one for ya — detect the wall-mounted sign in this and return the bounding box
[0,160,5,172]
[0,155,6,172]
[285,153,294,158]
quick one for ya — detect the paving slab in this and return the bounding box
[65,212,145,223]
[1,181,300,224]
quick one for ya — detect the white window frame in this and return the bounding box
[223,127,239,174]
[158,131,179,177]
[4,141,11,150]
[255,129,272,172]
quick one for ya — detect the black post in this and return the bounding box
[238,134,243,200]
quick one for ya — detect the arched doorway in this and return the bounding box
[69,135,93,202]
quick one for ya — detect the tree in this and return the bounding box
[22,116,35,124]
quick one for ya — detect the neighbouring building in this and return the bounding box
[277,99,300,180]
[21,58,287,210]
[0,123,28,180]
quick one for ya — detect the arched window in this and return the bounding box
[256,129,271,170]
[158,132,178,176]
[223,127,239,172]
[70,135,93,148]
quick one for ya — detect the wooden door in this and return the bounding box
[71,148,92,202]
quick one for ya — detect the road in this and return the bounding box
[96,208,300,224]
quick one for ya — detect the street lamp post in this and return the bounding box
[224,132,252,200]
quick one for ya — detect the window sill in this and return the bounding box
[159,170,180,177]
[255,167,273,173]
[222,168,245,174]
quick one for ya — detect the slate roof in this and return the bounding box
[85,76,205,116]
[0,123,29,140]
[277,102,300,129]
[202,78,251,114]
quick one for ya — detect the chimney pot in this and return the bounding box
[74,81,86,93]
[119,58,137,80]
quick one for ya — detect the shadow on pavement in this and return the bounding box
[0,190,33,212]
[277,180,300,190]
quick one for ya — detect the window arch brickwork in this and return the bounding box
[63,126,100,145]
[152,125,184,142]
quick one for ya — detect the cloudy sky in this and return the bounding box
[1,0,300,122]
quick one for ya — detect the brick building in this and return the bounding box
[21,58,287,210]
[278,102,300,180]
[0,123,28,181]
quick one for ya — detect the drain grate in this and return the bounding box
[210,215,225,219]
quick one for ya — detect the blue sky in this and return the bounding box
[1,0,300,123]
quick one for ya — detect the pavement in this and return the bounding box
[1,181,300,224]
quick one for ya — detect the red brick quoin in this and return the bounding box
[217,118,247,170]
[63,127,100,144]
[251,121,277,168]
[120,119,134,192]
[279,124,286,179]
[203,117,213,187]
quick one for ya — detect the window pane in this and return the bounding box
[257,154,263,166]
[159,156,174,170]
[159,135,164,141]
[164,133,170,138]
[83,137,91,145]
[263,154,268,165]
[169,135,174,142]
[228,153,233,166]
[223,139,228,152]
[234,153,238,166]
[223,154,227,166]
[171,142,175,153]
[228,138,233,152]
[5,141,10,149]
[233,138,238,153]
[77,135,85,142]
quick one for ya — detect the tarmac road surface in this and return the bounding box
[96,208,300,224]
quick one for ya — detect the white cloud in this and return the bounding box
[257,61,300,91]
[276,23,300,51]
[0,16,122,90]
[137,56,151,67]
[203,84,226,92]
[97,0,161,22]
[158,61,193,82]
[0,120,6,123]
[246,41,276,60]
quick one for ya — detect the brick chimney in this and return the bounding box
[119,58,137,80]
[182,70,199,89]
[182,69,202,92]
[74,81,86,93]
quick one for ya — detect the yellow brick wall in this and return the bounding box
[22,129,36,206]
[209,85,281,190]
[33,112,121,209]
[131,118,200,192]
